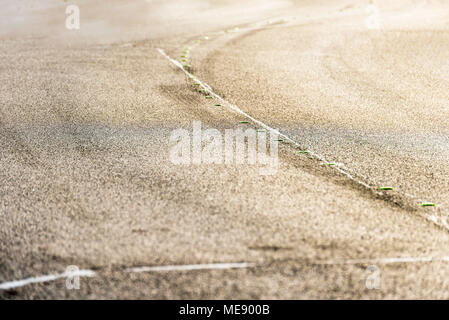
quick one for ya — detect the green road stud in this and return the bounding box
[421,202,436,207]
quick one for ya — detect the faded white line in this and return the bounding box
[126,262,255,273]
[0,263,254,291]
[318,256,449,265]
[0,269,96,291]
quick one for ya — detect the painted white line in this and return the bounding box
[0,269,96,291]
[126,262,255,273]
[157,47,448,232]
[2,255,447,291]
[318,256,449,265]
[0,263,254,291]
[157,47,371,190]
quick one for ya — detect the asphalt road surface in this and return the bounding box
[1,0,449,299]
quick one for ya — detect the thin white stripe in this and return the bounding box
[126,262,255,273]
[0,270,96,290]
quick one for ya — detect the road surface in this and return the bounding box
[1,0,449,299]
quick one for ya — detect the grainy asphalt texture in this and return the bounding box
[1,0,449,299]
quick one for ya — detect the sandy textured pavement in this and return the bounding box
[1,0,449,299]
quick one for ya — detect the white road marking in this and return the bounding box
[0,263,254,291]
[126,262,255,273]
[0,269,96,290]
[2,255,448,290]
[319,256,449,265]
